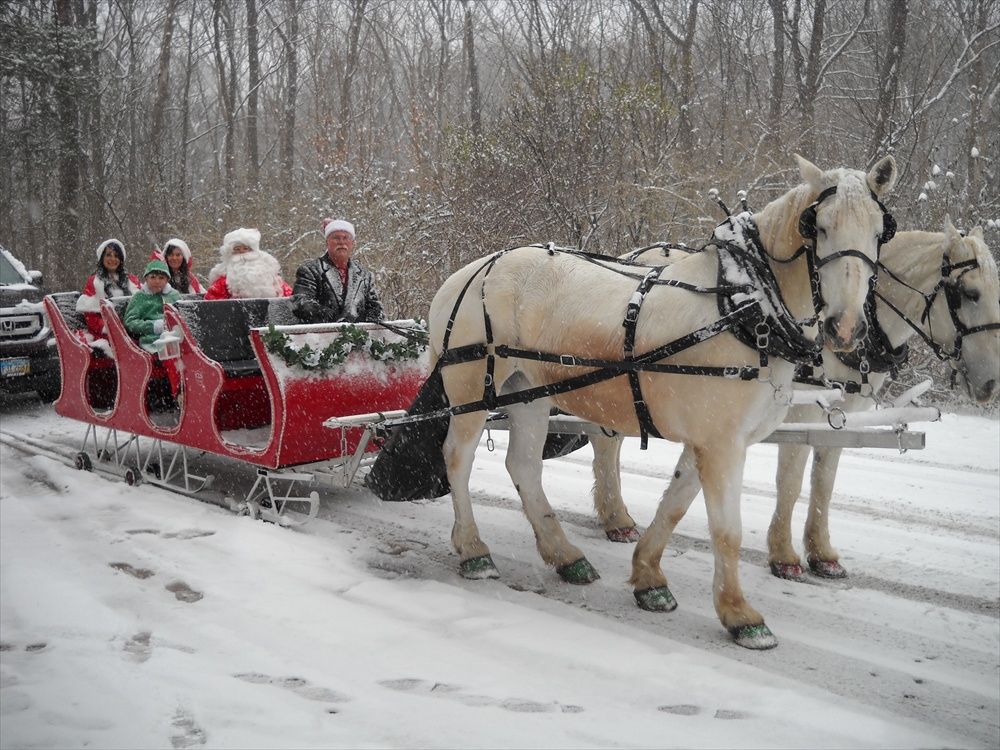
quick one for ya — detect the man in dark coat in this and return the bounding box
[292,219,384,324]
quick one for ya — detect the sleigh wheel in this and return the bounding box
[124,466,142,487]
[74,452,92,471]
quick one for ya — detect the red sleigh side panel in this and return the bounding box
[45,293,118,424]
[249,324,429,468]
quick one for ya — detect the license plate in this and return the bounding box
[0,357,31,377]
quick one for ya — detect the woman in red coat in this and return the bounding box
[76,239,140,350]
[203,227,292,300]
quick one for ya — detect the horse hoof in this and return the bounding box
[606,526,640,543]
[557,558,600,584]
[634,586,677,612]
[459,555,500,580]
[769,561,806,582]
[729,623,778,650]
[808,558,848,579]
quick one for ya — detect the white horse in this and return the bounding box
[588,220,1000,581]
[427,155,897,648]
[769,220,1000,579]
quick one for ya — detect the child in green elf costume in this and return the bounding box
[125,258,184,401]
[124,258,182,352]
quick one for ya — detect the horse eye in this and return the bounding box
[962,288,980,303]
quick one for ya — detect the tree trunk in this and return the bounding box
[54,0,80,246]
[178,6,196,200]
[281,0,299,189]
[336,0,368,160]
[246,0,260,187]
[766,0,786,151]
[212,0,237,205]
[150,0,180,178]
[676,0,700,154]
[462,0,481,138]
[867,0,908,160]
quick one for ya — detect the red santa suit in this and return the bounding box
[203,227,293,300]
[76,238,140,346]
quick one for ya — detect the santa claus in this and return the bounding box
[203,227,293,300]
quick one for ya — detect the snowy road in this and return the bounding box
[1,393,998,749]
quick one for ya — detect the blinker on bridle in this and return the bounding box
[798,185,897,270]
[772,185,897,325]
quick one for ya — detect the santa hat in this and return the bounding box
[95,238,126,261]
[220,227,261,258]
[163,238,192,262]
[324,219,355,239]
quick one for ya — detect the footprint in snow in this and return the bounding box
[125,529,215,540]
[378,678,583,714]
[124,631,152,663]
[170,708,207,748]
[163,529,216,540]
[109,562,155,579]
[233,673,349,705]
[657,705,750,719]
[658,704,701,716]
[165,581,203,603]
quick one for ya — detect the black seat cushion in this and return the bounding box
[173,299,271,377]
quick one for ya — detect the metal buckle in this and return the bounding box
[625,306,639,324]
[484,373,493,387]
[558,354,577,366]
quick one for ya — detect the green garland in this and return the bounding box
[263,321,428,372]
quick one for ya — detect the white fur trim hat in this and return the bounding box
[163,238,191,262]
[324,219,355,239]
[95,238,126,261]
[221,227,261,257]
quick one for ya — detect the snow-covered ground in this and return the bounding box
[1,393,997,749]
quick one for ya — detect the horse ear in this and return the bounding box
[794,153,824,191]
[867,155,897,196]
[969,225,985,241]
[943,215,962,243]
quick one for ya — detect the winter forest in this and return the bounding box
[1,1,998,336]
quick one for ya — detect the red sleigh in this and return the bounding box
[44,292,428,524]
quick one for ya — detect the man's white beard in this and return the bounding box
[217,251,284,298]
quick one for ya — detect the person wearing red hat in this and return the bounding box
[292,218,384,323]
[76,238,140,347]
[203,227,292,300]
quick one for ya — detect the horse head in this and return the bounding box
[793,154,897,352]
[935,220,1000,403]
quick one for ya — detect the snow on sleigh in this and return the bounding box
[44,291,428,524]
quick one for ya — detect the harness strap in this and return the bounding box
[623,267,665,448]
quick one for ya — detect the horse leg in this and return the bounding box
[444,410,498,579]
[590,432,639,543]
[630,445,701,611]
[505,400,599,584]
[804,446,847,578]
[767,444,810,581]
[698,443,777,649]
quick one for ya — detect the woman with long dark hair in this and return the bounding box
[76,239,140,344]
[162,238,204,294]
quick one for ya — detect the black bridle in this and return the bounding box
[773,185,896,319]
[876,249,1000,365]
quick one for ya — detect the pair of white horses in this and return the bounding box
[590,219,1000,584]
[425,154,1000,649]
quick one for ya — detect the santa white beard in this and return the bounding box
[211,250,285,298]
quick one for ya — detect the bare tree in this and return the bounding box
[246,0,260,186]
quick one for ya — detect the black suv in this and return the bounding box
[0,246,61,402]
